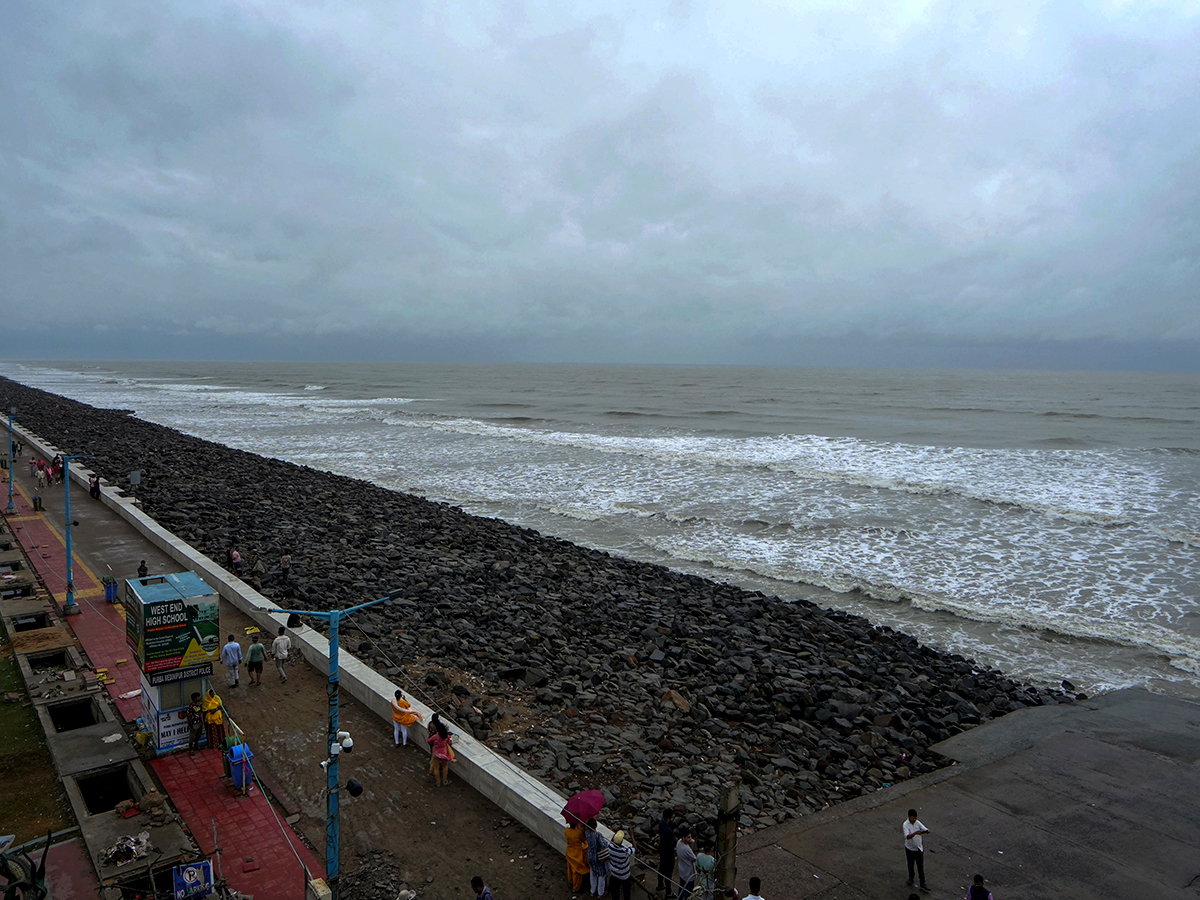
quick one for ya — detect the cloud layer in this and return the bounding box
[3,1,1199,366]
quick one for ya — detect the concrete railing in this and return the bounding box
[15,424,573,854]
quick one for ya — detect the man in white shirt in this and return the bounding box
[744,875,766,899]
[220,634,243,687]
[904,808,931,892]
[271,626,291,683]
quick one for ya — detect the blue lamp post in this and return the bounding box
[5,407,14,513]
[270,589,402,899]
[61,454,91,615]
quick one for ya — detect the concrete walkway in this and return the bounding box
[737,688,1200,900]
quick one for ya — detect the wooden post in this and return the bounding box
[716,782,740,888]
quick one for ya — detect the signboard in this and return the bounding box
[173,860,213,898]
[126,579,219,674]
[146,663,213,687]
[139,672,194,752]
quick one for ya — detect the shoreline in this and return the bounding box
[0,375,1073,842]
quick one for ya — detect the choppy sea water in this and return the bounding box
[5,360,1198,697]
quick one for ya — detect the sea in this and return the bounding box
[4,360,1198,698]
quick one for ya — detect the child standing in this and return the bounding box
[427,721,455,786]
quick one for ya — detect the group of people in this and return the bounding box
[566,808,749,900]
[184,688,227,755]
[390,690,458,787]
[219,628,292,687]
[29,455,63,489]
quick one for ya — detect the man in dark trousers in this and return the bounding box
[904,808,931,892]
[656,807,677,897]
[185,692,204,756]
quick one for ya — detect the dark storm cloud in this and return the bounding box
[2,1,1198,367]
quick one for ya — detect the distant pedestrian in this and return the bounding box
[904,808,931,892]
[695,839,717,900]
[203,689,225,748]
[966,874,993,900]
[89,474,101,499]
[585,817,609,896]
[675,826,697,900]
[743,876,765,900]
[470,875,494,900]
[220,634,243,687]
[28,458,36,479]
[246,633,265,685]
[186,692,204,755]
[563,820,590,892]
[230,547,243,576]
[137,560,149,579]
[271,626,291,683]
[280,552,291,583]
[606,829,635,900]
[391,690,423,746]
[427,720,455,786]
[35,467,45,490]
[656,808,677,895]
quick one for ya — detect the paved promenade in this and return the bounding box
[738,687,1200,899]
[5,457,326,897]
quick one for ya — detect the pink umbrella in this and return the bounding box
[562,789,605,826]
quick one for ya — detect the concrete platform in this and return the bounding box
[737,688,1200,900]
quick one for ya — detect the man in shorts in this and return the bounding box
[246,633,266,686]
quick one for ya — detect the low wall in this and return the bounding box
[15,424,574,854]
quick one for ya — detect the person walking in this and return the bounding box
[390,690,423,746]
[28,457,36,479]
[743,876,766,900]
[89,474,101,499]
[185,692,204,755]
[966,874,994,900]
[203,688,225,748]
[230,547,243,577]
[427,720,455,786]
[656,807,677,897]
[245,633,265,685]
[271,626,291,683]
[904,808,931,892]
[220,634,243,687]
[675,826,697,900]
[585,817,609,897]
[606,830,636,900]
[564,821,590,893]
[280,552,291,583]
[470,875,494,900]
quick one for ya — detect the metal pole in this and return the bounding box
[63,456,78,614]
[327,608,340,898]
[6,410,13,513]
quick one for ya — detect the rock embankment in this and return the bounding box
[1,377,1072,843]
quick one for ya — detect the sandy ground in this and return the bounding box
[213,599,582,900]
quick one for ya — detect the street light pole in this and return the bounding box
[270,589,402,899]
[61,454,91,615]
[5,407,14,513]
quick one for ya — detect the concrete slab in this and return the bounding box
[738,689,1200,900]
[44,720,137,777]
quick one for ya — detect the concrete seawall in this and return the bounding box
[15,423,575,855]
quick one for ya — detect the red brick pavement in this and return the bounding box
[5,480,143,719]
[152,749,324,898]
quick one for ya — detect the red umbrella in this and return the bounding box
[562,789,605,826]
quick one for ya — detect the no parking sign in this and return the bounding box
[172,860,214,898]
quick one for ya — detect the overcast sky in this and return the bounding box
[3,1,1198,368]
